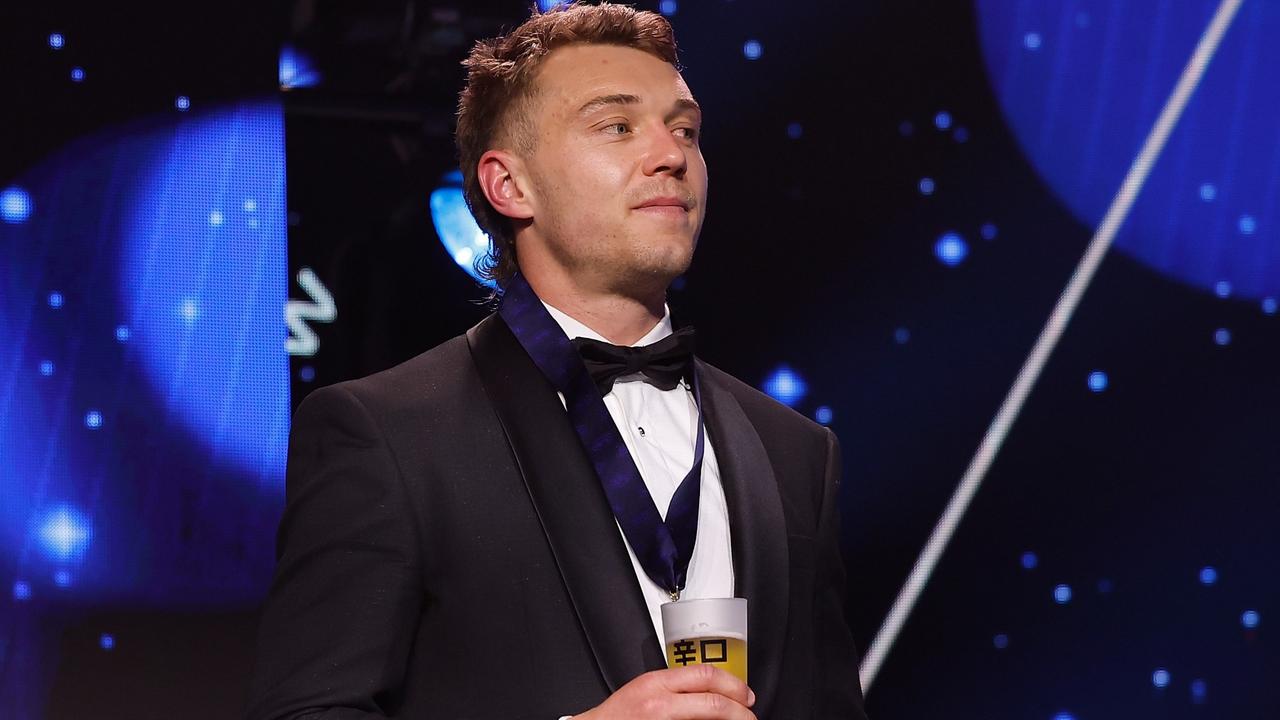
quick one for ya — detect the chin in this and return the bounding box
[607,246,691,293]
[645,238,695,272]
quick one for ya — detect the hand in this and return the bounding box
[572,665,757,720]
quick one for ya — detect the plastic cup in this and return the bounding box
[660,597,748,682]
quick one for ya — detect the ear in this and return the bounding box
[476,149,535,222]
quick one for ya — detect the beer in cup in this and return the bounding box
[660,597,748,683]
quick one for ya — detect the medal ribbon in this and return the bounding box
[499,273,705,598]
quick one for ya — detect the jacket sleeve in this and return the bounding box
[245,384,425,720]
[815,428,872,719]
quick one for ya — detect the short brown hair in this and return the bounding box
[455,1,680,288]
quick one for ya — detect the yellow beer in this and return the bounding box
[665,634,747,682]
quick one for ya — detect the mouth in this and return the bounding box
[633,204,691,223]
[633,196,692,212]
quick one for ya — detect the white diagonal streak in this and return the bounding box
[859,0,1246,693]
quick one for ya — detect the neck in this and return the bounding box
[523,272,666,346]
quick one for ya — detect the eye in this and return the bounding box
[674,126,700,141]
[602,122,631,135]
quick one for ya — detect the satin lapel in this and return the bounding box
[696,361,789,716]
[467,314,665,692]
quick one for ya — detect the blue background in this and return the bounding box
[2,1,1277,718]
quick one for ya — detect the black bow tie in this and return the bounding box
[572,326,696,396]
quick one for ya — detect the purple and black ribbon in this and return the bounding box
[499,274,705,598]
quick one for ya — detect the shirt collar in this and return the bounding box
[542,302,673,347]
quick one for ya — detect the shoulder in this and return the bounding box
[295,332,478,430]
[697,360,833,454]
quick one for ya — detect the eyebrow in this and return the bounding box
[575,93,702,121]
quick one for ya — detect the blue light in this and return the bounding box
[762,365,808,407]
[980,222,998,240]
[1053,712,1075,720]
[815,406,833,425]
[743,40,763,61]
[1215,280,1232,298]
[278,45,322,89]
[1214,328,1231,346]
[54,570,72,587]
[993,633,1009,649]
[13,580,32,601]
[935,232,968,266]
[116,101,291,487]
[894,327,911,344]
[1020,551,1038,570]
[115,325,130,342]
[48,292,64,308]
[299,365,315,382]
[953,126,970,143]
[1054,584,1072,604]
[934,111,952,130]
[1264,297,1278,315]
[179,297,201,324]
[919,177,935,195]
[49,33,65,49]
[1199,566,1218,585]
[1,98,292,611]
[1153,668,1170,688]
[85,410,103,429]
[71,67,85,82]
[1199,183,1216,201]
[430,173,496,287]
[1238,214,1257,235]
[786,122,803,140]
[659,0,677,16]
[39,360,54,376]
[176,96,191,111]
[1242,610,1260,629]
[100,634,115,650]
[36,505,93,563]
[1,186,34,223]
[538,0,567,10]
[1190,679,1207,704]
[977,2,1280,301]
[1087,370,1108,392]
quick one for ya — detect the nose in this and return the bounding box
[641,123,688,179]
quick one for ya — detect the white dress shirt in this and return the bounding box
[543,303,736,648]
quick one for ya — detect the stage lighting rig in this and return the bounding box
[281,0,525,141]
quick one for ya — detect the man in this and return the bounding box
[247,3,868,719]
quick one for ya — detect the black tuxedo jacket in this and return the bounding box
[246,314,868,719]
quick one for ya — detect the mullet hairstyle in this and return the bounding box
[455,1,680,290]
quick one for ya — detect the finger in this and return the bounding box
[663,691,757,720]
[656,665,753,706]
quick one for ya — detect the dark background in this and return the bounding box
[2,1,1276,718]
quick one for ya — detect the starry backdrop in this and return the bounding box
[1,1,1276,718]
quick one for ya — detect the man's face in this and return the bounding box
[520,43,708,295]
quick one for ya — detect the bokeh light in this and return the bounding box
[1,186,34,223]
[762,365,807,407]
[1088,371,1108,392]
[430,170,495,287]
[35,505,93,563]
[935,232,968,266]
[1054,584,1072,604]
